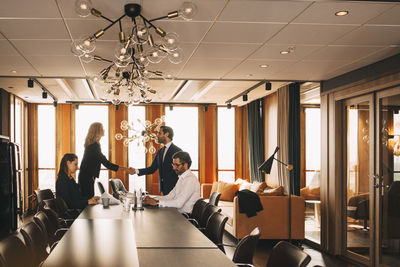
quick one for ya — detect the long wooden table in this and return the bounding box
[42,204,236,267]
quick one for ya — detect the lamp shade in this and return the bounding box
[258,146,279,174]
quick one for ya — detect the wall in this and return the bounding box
[263,92,278,186]
[0,88,10,137]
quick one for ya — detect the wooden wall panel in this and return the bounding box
[109,105,128,188]
[27,104,37,208]
[199,106,217,184]
[235,106,250,181]
[263,92,278,186]
[55,104,74,175]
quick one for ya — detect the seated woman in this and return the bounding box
[56,153,99,209]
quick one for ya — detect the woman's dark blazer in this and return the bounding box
[56,172,88,210]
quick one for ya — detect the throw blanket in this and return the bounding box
[235,189,263,217]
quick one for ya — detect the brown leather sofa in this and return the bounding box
[201,183,305,240]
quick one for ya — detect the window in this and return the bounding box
[38,105,56,190]
[218,107,235,182]
[165,107,198,177]
[75,105,109,195]
[305,108,321,186]
[393,111,400,181]
[128,106,146,191]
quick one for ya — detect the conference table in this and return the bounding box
[42,204,237,267]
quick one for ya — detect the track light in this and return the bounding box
[27,79,34,88]
[42,91,48,99]
[75,104,79,110]
[243,94,248,101]
[53,101,58,107]
[115,104,119,110]
[227,103,232,109]
[265,82,271,91]
[204,105,208,112]
[169,105,173,111]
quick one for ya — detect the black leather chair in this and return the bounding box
[34,210,68,248]
[97,181,105,194]
[0,233,35,267]
[34,189,55,211]
[20,221,49,265]
[209,192,221,206]
[347,193,369,229]
[184,199,209,227]
[266,241,311,267]
[204,212,228,253]
[43,198,80,220]
[109,178,128,199]
[199,204,221,229]
[231,227,261,265]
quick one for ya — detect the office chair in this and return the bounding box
[204,212,228,253]
[231,227,261,265]
[20,221,49,265]
[266,241,311,267]
[0,233,35,267]
[109,178,128,199]
[199,204,221,230]
[209,192,221,206]
[97,181,105,194]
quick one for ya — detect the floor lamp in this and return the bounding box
[258,146,294,241]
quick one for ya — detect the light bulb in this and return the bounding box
[81,53,94,63]
[179,2,197,20]
[75,0,92,17]
[111,98,121,105]
[70,40,85,57]
[78,37,96,53]
[168,47,183,64]
[114,43,132,61]
[162,72,175,81]
[136,52,149,67]
[113,58,129,68]
[149,145,156,154]
[115,133,123,140]
[121,120,129,128]
[163,32,180,50]
[123,139,130,147]
[147,49,163,63]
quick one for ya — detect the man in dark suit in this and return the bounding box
[132,126,182,195]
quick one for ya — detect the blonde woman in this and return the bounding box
[78,122,131,197]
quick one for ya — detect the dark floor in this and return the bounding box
[222,232,360,267]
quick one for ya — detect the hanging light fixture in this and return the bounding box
[72,0,197,105]
[115,116,166,154]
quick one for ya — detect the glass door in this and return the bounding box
[376,87,400,267]
[343,95,374,265]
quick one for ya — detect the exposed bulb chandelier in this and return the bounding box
[72,0,197,105]
[115,116,166,154]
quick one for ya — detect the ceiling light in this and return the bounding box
[243,94,248,102]
[10,70,17,74]
[265,82,272,91]
[27,79,34,88]
[72,0,197,105]
[227,103,232,109]
[246,74,253,78]
[280,51,289,55]
[8,86,13,89]
[260,64,268,68]
[42,91,48,99]
[335,10,349,16]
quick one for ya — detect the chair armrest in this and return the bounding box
[201,184,213,199]
[54,228,68,240]
[187,218,200,228]
[59,218,74,228]
[235,264,254,267]
[182,212,190,219]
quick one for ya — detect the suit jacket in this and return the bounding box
[138,143,182,195]
[79,142,119,178]
[56,172,89,210]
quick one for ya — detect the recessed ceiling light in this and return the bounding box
[11,70,17,73]
[259,64,269,68]
[246,74,253,78]
[8,86,13,89]
[280,51,289,55]
[335,10,349,16]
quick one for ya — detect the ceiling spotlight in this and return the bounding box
[75,104,79,110]
[227,103,232,109]
[10,70,17,74]
[72,0,197,106]
[204,105,208,112]
[27,79,34,88]
[53,101,58,107]
[280,51,289,55]
[335,10,349,16]
[243,94,248,102]
[169,105,173,111]
[259,64,268,68]
[265,82,272,91]
[42,91,48,99]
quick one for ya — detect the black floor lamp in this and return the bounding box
[258,146,294,241]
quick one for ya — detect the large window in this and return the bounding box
[128,106,146,191]
[165,107,198,177]
[38,105,56,190]
[75,105,109,195]
[217,107,235,182]
[305,108,321,186]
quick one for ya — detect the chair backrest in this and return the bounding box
[34,189,54,210]
[97,181,105,194]
[204,212,228,253]
[20,222,49,265]
[109,179,128,199]
[209,192,221,206]
[0,233,34,267]
[232,227,261,264]
[191,199,209,223]
[267,241,311,267]
[34,211,56,243]
[200,204,221,229]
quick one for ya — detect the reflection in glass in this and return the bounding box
[345,102,370,259]
[380,94,400,266]
[128,106,146,192]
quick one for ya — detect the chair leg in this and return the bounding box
[363,219,368,230]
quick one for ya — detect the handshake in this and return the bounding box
[120,167,136,175]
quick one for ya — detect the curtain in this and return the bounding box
[247,99,264,182]
[288,83,301,196]
[277,86,290,194]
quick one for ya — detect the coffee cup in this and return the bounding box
[102,197,110,208]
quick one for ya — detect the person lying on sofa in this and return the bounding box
[143,151,200,214]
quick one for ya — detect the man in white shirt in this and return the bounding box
[143,151,200,214]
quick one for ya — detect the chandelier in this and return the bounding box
[115,116,166,154]
[72,0,197,105]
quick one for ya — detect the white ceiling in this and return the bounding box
[0,0,399,106]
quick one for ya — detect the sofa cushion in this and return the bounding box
[218,181,239,201]
[259,186,284,196]
[220,205,234,226]
[239,181,252,191]
[250,181,267,193]
[210,182,218,195]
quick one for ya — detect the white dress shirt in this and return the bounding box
[157,169,200,213]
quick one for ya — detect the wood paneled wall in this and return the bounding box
[55,104,75,175]
[27,103,38,208]
[263,92,278,186]
[235,106,250,180]
[199,106,217,184]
